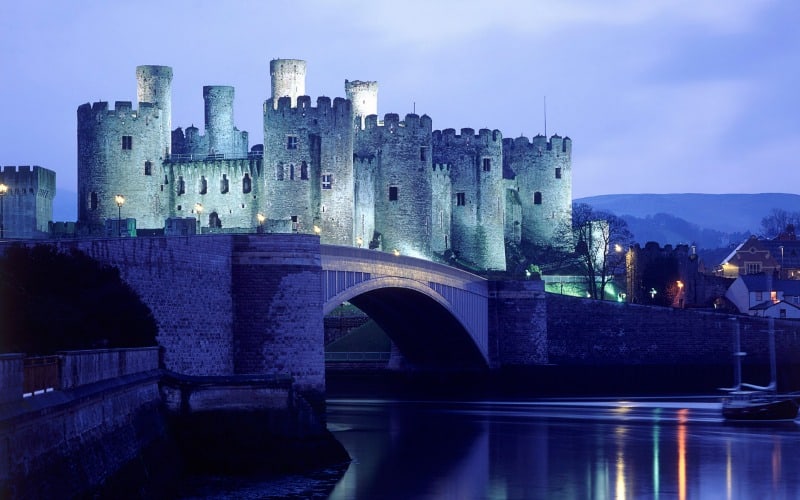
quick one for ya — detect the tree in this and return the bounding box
[571,203,634,300]
[0,244,158,354]
[761,209,800,239]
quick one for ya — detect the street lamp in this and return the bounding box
[356,236,363,248]
[194,203,203,234]
[0,183,7,239]
[313,225,321,235]
[257,213,266,233]
[114,194,125,237]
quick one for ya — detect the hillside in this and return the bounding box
[576,193,800,249]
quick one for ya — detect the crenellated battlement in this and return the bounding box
[360,113,433,135]
[503,134,571,155]
[265,95,351,118]
[432,128,503,147]
[0,165,56,198]
[77,100,162,122]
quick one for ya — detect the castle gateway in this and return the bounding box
[77,60,572,271]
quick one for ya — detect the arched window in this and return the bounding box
[534,192,542,205]
[90,192,98,210]
[177,176,185,195]
[289,164,295,180]
[200,176,207,195]
[276,163,284,181]
[300,161,309,180]
[242,173,252,193]
[220,174,229,194]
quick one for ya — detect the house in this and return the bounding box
[724,274,800,318]
[718,236,800,279]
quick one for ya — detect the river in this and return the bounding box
[179,397,800,499]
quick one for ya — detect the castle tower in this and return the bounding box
[345,80,378,129]
[78,66,173,230]
[263,94,355,245]
[503,134,572,248]
[270,59,306,109]
[356,113,434,258]
[203,85,236,156]
[0,165,56,239]
[433,128,506,271]
[136,65,173,134]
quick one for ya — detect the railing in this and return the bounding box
[166,151,263,162]
[23,356,59,396]
[0,347,161,404]
[325,351,391,362]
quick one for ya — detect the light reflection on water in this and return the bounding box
[326,398,800,500]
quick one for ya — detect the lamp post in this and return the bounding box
[0,183,7,239]
[114,194,125,237]
[257,213,266,233]
[194,203,203,234]
[356,236,363,248]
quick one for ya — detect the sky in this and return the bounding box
[1,0,798,221]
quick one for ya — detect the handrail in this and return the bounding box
[166,152,263,162]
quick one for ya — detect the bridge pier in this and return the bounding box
[488,279,548,367]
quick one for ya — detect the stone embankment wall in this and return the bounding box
[0,348,174,498]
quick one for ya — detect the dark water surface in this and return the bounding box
[181,398,800,499]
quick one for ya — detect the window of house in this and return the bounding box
[771,291,778,303]
[220,174,229,194]
[122,136,133,150]
[301,161,309,180]
[200,176,207,195]
[322,173,333,190]
[482,158,491,172]
[242,173,252,193]
[90,191,98,210]
[456,192,466,206]
[287,136,298,150]
[144,160,152,176]
[420,147,428,161]
[389,186,398,201]
[177,176,185,195]
[534,192,542,205]
[555,167,562,179]
[745,262,762,274]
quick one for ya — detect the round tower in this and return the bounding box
[203,85,235,156]
[136,65,173,132]
[270,59,306,109]
[345,80,378,129]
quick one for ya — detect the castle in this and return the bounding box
[0,165,56,240]
[77,60,573,271]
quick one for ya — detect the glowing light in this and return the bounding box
[676,281,684,290]
[194,203,203,214]
[256,213,266,224]
[615,244,623,253]
[393,249,400,256]
[356,236,363,248]
[115,194,125,207]
[313,225,321,234]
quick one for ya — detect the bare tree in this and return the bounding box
[572,203,634,300]
[761,209,800,239]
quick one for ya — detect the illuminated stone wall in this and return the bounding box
[0,165,55,239]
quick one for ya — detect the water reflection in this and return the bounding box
[327,399,800,499]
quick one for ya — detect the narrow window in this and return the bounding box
[90,191,98,210]
[177,176,185,195]
[210,212,222,228]
[291,215,299,232]
[439,210,443,228]
[389,186,398,201]
[220,174,229,194]
[287,136,298,150]
[242,173,252,193]
[300,161,309,180]
[200,176,207,195]
[456,192,466,206]
[122,135,133,150]
[322,173,333,190]
[482,158,491,172]
[534,191,542,205]
[144,160,152,176]
[276,163,284,181]
[289,164,295,180]
[555,167,562,179]
[420,147,428,161]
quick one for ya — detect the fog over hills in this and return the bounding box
[576,193,800,249]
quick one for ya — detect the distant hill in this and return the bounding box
[576,193,800,249]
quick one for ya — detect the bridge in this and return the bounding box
[14,234,546,394]
[321,245,489,369]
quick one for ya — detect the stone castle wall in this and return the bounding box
[0,165,55,239]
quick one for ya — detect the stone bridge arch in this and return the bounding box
[321,245,489,369]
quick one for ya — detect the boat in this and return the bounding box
[720,317,799,422]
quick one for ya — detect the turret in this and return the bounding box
[203,86,236,156]
[136,65,173,132]
[270,59,306,109]
[345,80,378,129]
